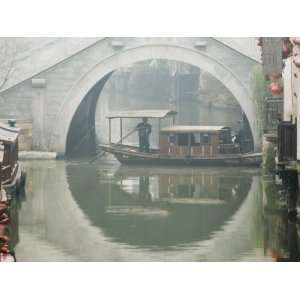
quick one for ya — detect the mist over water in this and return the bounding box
[95,60,244,148]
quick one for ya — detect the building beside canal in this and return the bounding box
[260,38,300,188]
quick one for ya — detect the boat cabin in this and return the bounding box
[105,110,239,157]
[0,123,20,185]
[159,126,239,157]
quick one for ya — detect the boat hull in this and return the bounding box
[100,145,262,167]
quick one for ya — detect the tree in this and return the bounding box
[0,38,17,91]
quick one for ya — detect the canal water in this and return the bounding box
[11,157,299,262]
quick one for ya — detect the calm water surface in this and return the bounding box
[12,157,299,261]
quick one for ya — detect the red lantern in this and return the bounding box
[269,82,283,94]
[282,44,292,59]
[292,37,300,46]
[293,55,300,68]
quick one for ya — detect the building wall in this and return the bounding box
[281,41,300,161]
[283,57,293,122]
[294,46,300,161]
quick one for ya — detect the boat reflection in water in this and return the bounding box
[68,162,254,251]
[13,159,300,261]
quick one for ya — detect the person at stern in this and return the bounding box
[136,117,152,153]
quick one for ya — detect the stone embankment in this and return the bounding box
[19,151,57,160]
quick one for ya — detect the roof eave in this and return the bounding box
[106,110,178,119]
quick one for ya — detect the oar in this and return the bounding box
[89,150,106,163]
[116,126,139,144]
[89,127,138,163]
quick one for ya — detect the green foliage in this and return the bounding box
[251,65,268,137]
[264,144,276,174]
[264,180,281,209]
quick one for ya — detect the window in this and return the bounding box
[219,131,226,144]
[200,133,210,144]
[168,133,210,146]
[219,129,231,144]
[191,133,201,146]
[177,184,195,198]
[169,134,176,145]
[178,134,189,146]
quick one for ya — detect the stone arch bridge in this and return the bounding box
[0,37,260,156]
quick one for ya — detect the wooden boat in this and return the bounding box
[100,110,262,167]
[0,121,26,194]
[0,177,14,262]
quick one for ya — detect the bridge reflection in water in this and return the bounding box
[11,159,300,261]
[72,165,252,249]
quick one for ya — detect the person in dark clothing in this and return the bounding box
[139,175,152,203]
[136,117,152,152]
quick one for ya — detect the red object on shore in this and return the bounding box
[0,244,10,254]
[0,208,9,225]
[0,224,7,235]
[0,203,8,215]
[0,225,8,245]
[0,253,14,262]
[0,195,12,261]
[0,212,8,220]
[282,44,292,59]
[269,82,283,94]
[0,217,9,225]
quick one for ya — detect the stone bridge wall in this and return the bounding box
[0,38,260,154]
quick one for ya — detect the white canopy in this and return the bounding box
[106,110,177,119]
[160,126,228,133]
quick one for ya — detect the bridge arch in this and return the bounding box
[51,44,259,154]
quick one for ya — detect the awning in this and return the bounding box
[0,124,20,144]
[106,109,177,119]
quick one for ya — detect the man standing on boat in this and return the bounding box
[136,117,152,153]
